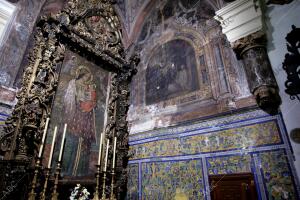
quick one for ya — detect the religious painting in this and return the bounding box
[145,39,199,105]
[44,50,109,178]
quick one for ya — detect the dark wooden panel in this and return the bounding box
[209,173,258,200]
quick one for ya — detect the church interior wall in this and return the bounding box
[124,0,300,199]
[127,108,299,199]
[265,0,300,180]
[0,0,298,199]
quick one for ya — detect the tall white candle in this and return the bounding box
[97,133,104,165]
[38,117,50,158]
[58,124,67,162]
[104,139,110,172]
[103,74,111,132]
[112,137,117,169]
[48,126,57,168]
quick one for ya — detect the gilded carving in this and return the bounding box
[0,0,140,199]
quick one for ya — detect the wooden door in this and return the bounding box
[209,173,258,200]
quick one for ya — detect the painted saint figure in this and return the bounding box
[63,65,97,176]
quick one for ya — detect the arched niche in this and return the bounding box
[145,39,200,105]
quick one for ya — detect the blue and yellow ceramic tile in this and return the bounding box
[141,159,204,200]
[127,164,139,200]
[130,121,281,160]
[256,150,297,200]
[207,154,252,175]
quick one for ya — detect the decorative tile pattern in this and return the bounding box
[127,164,139,200]
[0,112,10,138]
[127,111,299,200]
[256,150,298,200]
[130,121,281,160]
[141,159,204,200]
[207,154,252,175]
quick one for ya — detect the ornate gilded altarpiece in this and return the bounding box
[0,0,139,199]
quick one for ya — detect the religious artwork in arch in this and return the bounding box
[145,39,200,105]
[43,50,110,178]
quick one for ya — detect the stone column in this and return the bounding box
[215,0,281,114]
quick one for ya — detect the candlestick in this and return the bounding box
[51,161,61,200]
[112,137,117,169]
[28,157,41,200]
[104,139,109,172]
[38,117,50,158]
[109,170,116,200]
[58,124,67,162]
[101,171,107,200]
[92,165,101,200]
[39,167,51,200]
[48,126,57,168]
[98,133,103,165]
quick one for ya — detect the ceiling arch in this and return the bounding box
[123,0,225,48]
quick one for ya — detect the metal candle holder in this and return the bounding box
[92,165,101,200]
[51,161,61,200]
[100,170,108,200]
[109,169,116,200]
[28,157,42,200]
[39,167,51,200]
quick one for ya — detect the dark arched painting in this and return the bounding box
[146,39,199,105]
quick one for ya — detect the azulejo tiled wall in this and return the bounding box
[142,159,204,200]
[0,111,10,139]
[127,109,300,200]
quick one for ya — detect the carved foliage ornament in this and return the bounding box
[1,29,65,159]
[0,0,139,198]
[283,25,300,101]
[39,0,134,70]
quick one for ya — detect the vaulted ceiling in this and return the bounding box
[114,0,230,47]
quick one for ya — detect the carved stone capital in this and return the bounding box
[231,31,267,59]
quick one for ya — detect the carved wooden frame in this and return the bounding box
[0,0,139,198]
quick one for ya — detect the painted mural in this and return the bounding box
[0,0,47,87]
[141,160,204,200]
[146,39,199,105]
[44,50,109,178]
[130,120,282,160]
[128,0,253,130]
[257,150,298,200]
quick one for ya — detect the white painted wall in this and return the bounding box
[0,0,16,47]
[266,0,300,181]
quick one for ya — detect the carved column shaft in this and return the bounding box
[232,32,281,114]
